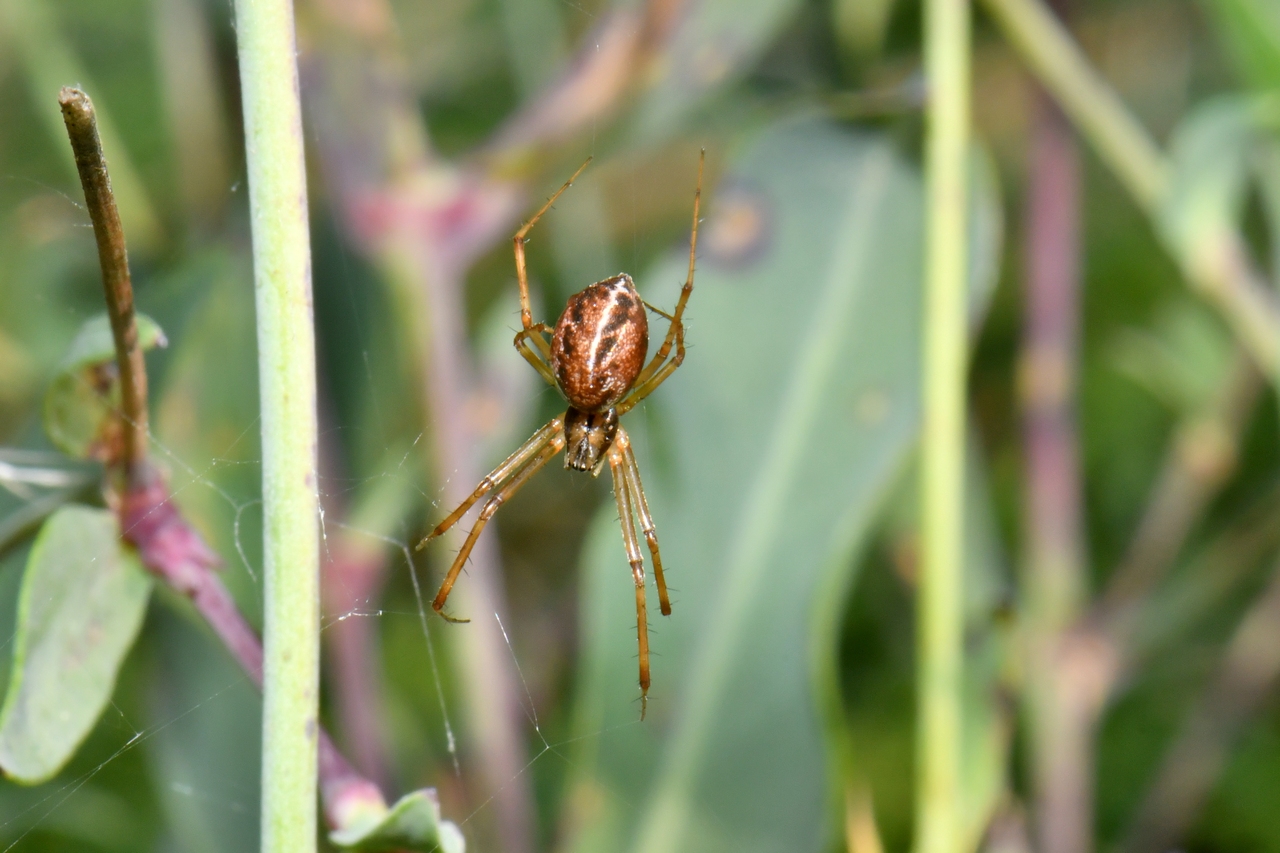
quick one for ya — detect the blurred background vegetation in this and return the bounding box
[2,0,1280,851]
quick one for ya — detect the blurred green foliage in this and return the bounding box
[2,0,1280,851]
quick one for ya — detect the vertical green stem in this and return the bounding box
[232,1,320,850]
[917,0,969,848]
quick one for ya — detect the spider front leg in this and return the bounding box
[608,439,652,719]
[418,419,565,621]
[630,149,703,392]
[514,158,592,330]
[617,318,684,415]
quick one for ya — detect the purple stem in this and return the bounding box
[62,80,386,842]
[120,475,384,828]
[323,544,394,790]
[411,242,536,853]
[1021,86,1092,853]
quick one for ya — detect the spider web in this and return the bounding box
[0,389,647,852]
[0,77,662,853]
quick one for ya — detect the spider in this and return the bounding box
[417,151,703,718]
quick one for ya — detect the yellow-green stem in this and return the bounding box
[982,0,1280,405]
[980,0,1166,213]
[917,0,969,848]
[232,0,320,850]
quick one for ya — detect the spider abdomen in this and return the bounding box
[550,273,648,412]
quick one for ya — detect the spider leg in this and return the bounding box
[616,319,684,416]
[431,433,565,622]
[642,300,675,322]
[515,325,556,386]
[608,441,651,719]
[631,150,702,389]
[416,416,564,552]
[514,159,592,330]
[616,428,671,616]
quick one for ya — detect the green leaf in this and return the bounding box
[42,312,167,458]
[1159,95,1280,277]
[1201,0,1280,90]
[1110,299,1236,416]
[329,788,466,853]
[559,118,1001,853]
[630,0,802,140]
[0,505,153,784]
[57,313,167,374]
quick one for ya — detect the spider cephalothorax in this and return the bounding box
[417,152,703,718]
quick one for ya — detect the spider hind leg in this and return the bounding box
[609,431,652,719]
[619,432,671,616]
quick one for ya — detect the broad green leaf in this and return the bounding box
[42,312,167,459]
[813,435,1012,849]
[1110,299,1236,417]
[560,118,1001,853]
[145,602,262,853]
[1159,95,1280,280]
[630,0,802,141]
[329,788,465,853]
[0,505,153,784]
[1201,0,1280,90]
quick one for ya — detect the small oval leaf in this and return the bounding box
[0,505,153,784]
[42,312,166,459]
[329,788,466,853]
[1159,95,1280,275]
[57,312,167,375]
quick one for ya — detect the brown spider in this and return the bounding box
[416,151,703,718]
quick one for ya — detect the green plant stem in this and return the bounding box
[58,88,150,487]
[982,0,1280,384]
[232,1,320,850]
[979,0,1165,213]
[917,0,970,847]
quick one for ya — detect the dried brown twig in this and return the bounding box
[58,88,150,486]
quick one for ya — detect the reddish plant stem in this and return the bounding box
[322,542,394,789]
[58,87,150,486]
[1020,86,1092,853]
[412,246,535,853]
[483,0,686,165]
[300,4,537,848]
[63,84,390,834]
[1099,352,1261,621]
[120,473,378,828]
[1123,556,1280,853]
